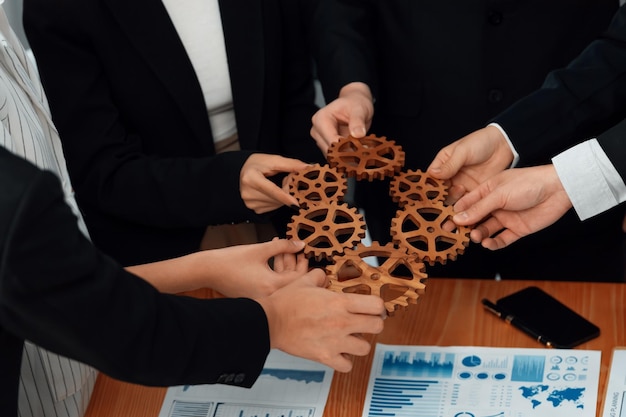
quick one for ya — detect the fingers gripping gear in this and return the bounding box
[390,169,449,208]
[325,242,427,315]
[390,201,471,265]
[286,202,366,262]
[287,164,348,209]
[326,134,405,181]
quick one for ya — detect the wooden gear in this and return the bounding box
[285,201,366,262]
[390,201,471,265]
[326,134,405,181]
[287,163,348,208]
[390,169,449,207]
[325,242,427,315]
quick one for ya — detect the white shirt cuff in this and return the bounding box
[487,123,520,168]
[552,139,626,220]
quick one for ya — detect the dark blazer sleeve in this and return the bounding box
[0,149,270,388]
[494,5,626,166]
[312,0,379,101]
[597,119,626,182]
[22,0,257,230]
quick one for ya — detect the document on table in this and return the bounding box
[362,343,601,417]
[601,347,626,417]
[157,349,333,417]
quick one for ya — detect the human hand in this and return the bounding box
[126,239,309,296]
[201,238,309,298]
[452,165,572,250]
[257,269,386,372]
[310,82,374,155]
[240,154,309,213]
[427,125,515,205]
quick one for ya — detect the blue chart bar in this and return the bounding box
[367,378,443,417]
[511,355,545,383]
[382,351,454,378]
[213,403,315,417]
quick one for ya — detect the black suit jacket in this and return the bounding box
[0,148,270,417]
[23,0,324,265]
[314,0,626,281]
[495,5,626,172]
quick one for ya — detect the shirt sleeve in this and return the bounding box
[552,138,626,220]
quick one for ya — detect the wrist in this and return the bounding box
[339,82,373,102]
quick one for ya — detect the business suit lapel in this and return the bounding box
[219,0,264,149]
[103,0,214,149]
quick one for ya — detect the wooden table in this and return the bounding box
[84,278,626,417]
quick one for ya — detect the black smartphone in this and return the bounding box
[482,286,600,349]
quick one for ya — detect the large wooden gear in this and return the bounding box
[326,242,427,315]
[390,201,471,265]
[286,201,366,262]
[327,134,405,181]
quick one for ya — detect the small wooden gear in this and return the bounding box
[326,134,405,181]
[389,169,449,208]
[325,242,427,315]
[286,201,366,262]
[390,200,471,265]
[287,164,348,209]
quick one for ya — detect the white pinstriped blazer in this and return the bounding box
[0,5,97,417]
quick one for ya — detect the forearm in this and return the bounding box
[2,167,270,386]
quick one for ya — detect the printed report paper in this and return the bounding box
[157,349,333,417]
[362,344,601,417]
[601,348,626,417]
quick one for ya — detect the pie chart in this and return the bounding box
[461,355,482,367]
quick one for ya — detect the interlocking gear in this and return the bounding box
[284,131,474,315]
[326,242,427,315]
[286,201,366,262]
[287,164,348,209]
[390,201,471,265]
[390,169,449,208]
[327,134,405,181]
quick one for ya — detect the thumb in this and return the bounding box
[427,144,467,180]
[299,268,329,288]
[348,108,368,138]
[265,239,305,256]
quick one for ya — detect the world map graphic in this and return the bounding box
[519,385,585,409]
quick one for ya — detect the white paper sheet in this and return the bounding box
[362,344,601,417]
[601,348,626,417]
[157,349,333,417]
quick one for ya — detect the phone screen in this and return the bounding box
[495,286,600,348]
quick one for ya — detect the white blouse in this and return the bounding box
[162,0,237,143]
